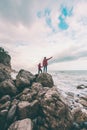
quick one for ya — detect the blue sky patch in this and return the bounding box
[62,7,68,17]
[58,20,69,30]
[37,11,42,18]
[44,8,51,16]
[37,8,51,18]
[58,6,73,30]
[46,17,52,28]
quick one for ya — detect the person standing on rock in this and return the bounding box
[43,57,52,73]
[38,63,42,74]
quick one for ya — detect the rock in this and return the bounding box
[77,84,85,89]
[79,99,87,107]
[83,122,87,128]
[31,83,49,101]
[36,73,54,87]
[0,109,8,130]
[72,108,87,123]
[16,69,35,91]
[0,47,11,67]
[79,122,87,129]
[19,83,47,102]
[18,100,39,119]
[6,104,17,125]
[22,88,31,94]
[18,101,30,119]
[0,79,17,97]
[0,95,11,104]
[11,99,19,106]
[0,69,11,82]
[71,122,80,130]
[20,88,32,101]
[31,82,43,93]
[80,95,87,101]
[0,101,11,110]
[8,118,33,130]
[38,126,48,130]
[40,87,72,130]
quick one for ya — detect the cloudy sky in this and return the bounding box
[0,0,87,72]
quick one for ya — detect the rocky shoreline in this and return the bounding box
[0,49,87,130]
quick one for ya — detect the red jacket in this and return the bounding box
[43,57,52,66]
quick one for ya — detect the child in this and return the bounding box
[38,63,42,74]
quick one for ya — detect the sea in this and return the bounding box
[50,70,87,96]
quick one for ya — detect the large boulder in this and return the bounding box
[8,118,33,130]
[0,79,17,97]
[18,100,39,119]
[16,69,35,91]
[39,87,72,130]
[0,69,11,82]
[36,73,54,87]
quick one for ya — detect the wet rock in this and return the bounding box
[0,95,11,104]
[18,100,39,119]
[40,87,72,130]
[77,84,85,89]
[79,99,87,107]
[8,118,33,130]
[16,69,35,91]
[36,73,54,87]
[80,95,87,101]
[0,79,17,97]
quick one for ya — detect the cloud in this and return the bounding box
[49,47,87,65]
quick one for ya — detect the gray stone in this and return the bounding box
[0,69,11,82]
[0,109,8,130]
[7,104,17,125]
[18,100,39,119]
[72,108,87,123]
[77,84,85,89]
[36,73,54,87]
[0,79,17,97]
[8,118,33,130]
[16,69,35,91]
[0,95,11,104]
[40,87,72,130]
[0,101,11,110]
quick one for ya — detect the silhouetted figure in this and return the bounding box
[38,63,42,74]
[43,57,52,73]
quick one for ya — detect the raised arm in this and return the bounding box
[47,56,53,61]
